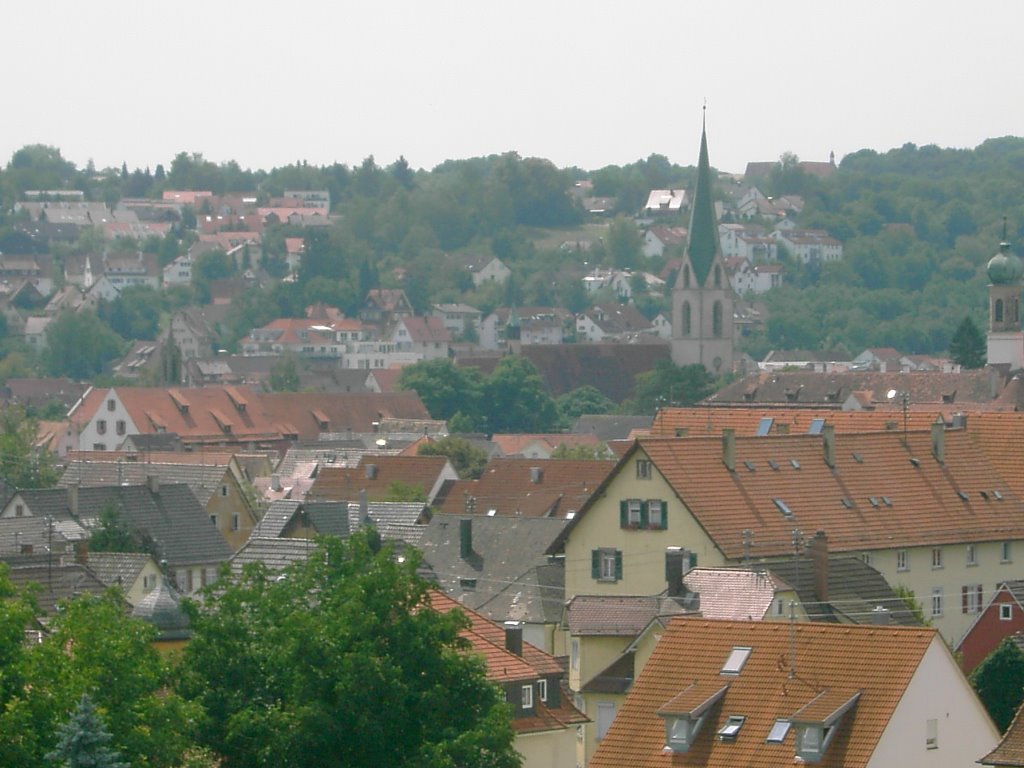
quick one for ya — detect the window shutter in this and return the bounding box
[640,500,649,527]
[619,501,628,528]
[614,550,623,581]
[592,549,600,579]
[689,552,698,568]
[962,586,968,614]
[661,500,669,530]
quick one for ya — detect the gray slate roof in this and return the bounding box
[132,579,191,640]
[15,484,231,568]
[59,461,232,506]
[251,500,301,538]
[416,513,569,625]
[85,552,152,590]
[348,501,428,547]
[303,502,350,538]
[6,562,110,615]
[0,515,85,556]
[230,537,319,575]
[572,415,655,441]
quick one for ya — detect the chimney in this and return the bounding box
[74,538,89,566]
[504,621,523,656]
[931,421,945,463]
[822,424,836,468]
[870,606,891,625]
[722,429,736,472]
[365,464,378,480]
[270,473,282,492]
[359,488,369,524]
[147,474,160,494]
[460,518,473,559]
[808,530,828,603]
[67,483,79,516]
[530,466,543,484]
[665,547,686,597]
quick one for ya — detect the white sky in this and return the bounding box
[4,1,1023,176]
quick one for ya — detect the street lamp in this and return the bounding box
[887,389,910,446]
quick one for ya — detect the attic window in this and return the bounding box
[766,719,791,743]
[772,498,794,519]
[881,496,893,507]
[789,459,801,470]
[957,490,969,502]
[459,578,477,590]
[980,491,989,501]
[994,490,1004,500]
[721,646,752,675]
[852,452,863,463]
[743,460,756,472]
[767,459,780,471]
[840,498,854,509]
[718,715,746,741]
[868,497,879,508]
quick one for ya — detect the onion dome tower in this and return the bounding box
[986,218,1024,369]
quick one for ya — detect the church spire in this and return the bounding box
[685,111,720,286]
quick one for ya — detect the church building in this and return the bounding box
[986,222,1024,370]
[671,116,735,374]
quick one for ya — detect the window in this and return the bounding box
[231,513,240,532]
[92,443,107,451]
[596,702,616,740]
[143,573,157,591]
[592,548,622,582]
[963,584,983,614]
[521,684,534,710]
[115,420,126,436]
[767,719,791,743]
[571,638,579,670]
[931,587,943,617]
[861,552,872,567]
[538,678,548,703]
[96,419,107,435]
[926,718,938,749]
[14,504,23,517]
[627,499,643,526]
[107,398,116,412]
[967,544,977,566]
[636,460,652,479]
[682,301,691,335]
[221,485,229,497]
[721,646,752,674]
[931,547,943,569]
[209,514,217,526]
[1003,541,1013,563]
[896,549,908,572]
[712,301,723,337]
[1001,604,1013,621]
[718,715,745,741]
[647,500,665,529]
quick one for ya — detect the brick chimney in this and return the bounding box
[722,429,736,472]
[459,518,473,559]
[822,424,836,468]
[808,530,828,603]
[931,421,945,463]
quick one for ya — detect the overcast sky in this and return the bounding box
[4,1,1022,176]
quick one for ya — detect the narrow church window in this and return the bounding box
[683,265,690,288]
[683,302,692,335]
[714,265,722,288]
[995,299,1004,323]
[713,301,723,337]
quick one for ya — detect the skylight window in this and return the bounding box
[718,715,746,741]
[957,490,969,501]
[756,418,774,437]
[840,498,853,509]
[768,459,780,471]
[772,498,794,519]
[743,460,756,472]
[790,459,801,469]
[852,452,863,463]
[868,497,879,508]
[767,719,791,743]
[881,496,892,506]
[909,457,920,467]
[721,647,752,675]
[808,418,825,435]
[995,490,1004,500]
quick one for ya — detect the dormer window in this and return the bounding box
[791,689,860,763]
[717,715,745,741]
[521,684,534,710]
[658,682,729,754]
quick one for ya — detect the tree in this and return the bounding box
[0,407,58,489]
[550,443,612,460]
[98,286,161,340]
[623,360,715,415]
[605,215,642,269]
[417,436,488,479]
[556,385,615,424]
[46,694,129,768]
[178,532,520,768]
[269,353,302,392]
[89,503,144,554]
[44,311,124,379]
[971,637,1024,732]
[382,480,428,503]
[949,315,986,368]
[397,359,485,425]
[482,357,559,434]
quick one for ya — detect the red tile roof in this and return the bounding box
[307,455,450,502]
[591,618,936,768]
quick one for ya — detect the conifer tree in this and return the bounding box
[45,694,128,768]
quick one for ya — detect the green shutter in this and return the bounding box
[614,550,623,581]
[592,549,600,579]
[689,552,698,568]
[619,500,628,528]
[661,500,669,530]
[640,501,649,528]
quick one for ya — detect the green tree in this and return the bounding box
[949,315,986,368]
[605,216,642,269]
[550,443,612,460]
[397,359,485,426]
[623,360,715,415]
[178,532,520,768]
[417,436,488,479]
[482,357,559,434]
[44,311,124,379]
[971,637,1024,732]
[45,694,129,768]
[98,287,162,340]
[382,480,429,503]
[89,503,143,554]
[0,407,58,489]
[269,353,302,392]
[556,385,615,424]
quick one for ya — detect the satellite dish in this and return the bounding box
[886,389,897,400]
[375,438,387,448]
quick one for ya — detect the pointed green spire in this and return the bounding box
[686,117,720,286]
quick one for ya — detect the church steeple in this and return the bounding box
[685,111,721,286]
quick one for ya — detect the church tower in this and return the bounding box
[671,115,734,374]
[986,220,1024,369]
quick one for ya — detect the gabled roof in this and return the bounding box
[983,699,1024,766]
[571,415,655,441]
[307,455,451,503]
[229,536,320,575]
[518,343,671,402]
[258,391,430,441]
[651,406,947,437]
[565,595,684,637]
[682,567,791,621]
[251,500,302,538]
[489,433,604,459]
[85,552,153,590]
[416,513,569,624]
[59,456,236,507]
[5,561,109,615]
[397,316,451,343]
[590,618,937,768]
[432,458,612,518]
[348,501,428,546]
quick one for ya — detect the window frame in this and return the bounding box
[931,587,943,617]
[931,547,943,569]
[896,549,908,572]
[538,678,548,703]
[1002,541,1013,563]
[636,459,652,480]
[966,543,978,566]
[1001,603,1014,621]
[962,584,983,614]
[521,684,534,710]
[647,499,665,529]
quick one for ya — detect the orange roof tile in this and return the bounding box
[967,412,1024,504]
[591,618,936,768]
[258,391,430,441]
[307,455,450,502]
[983,700,1024,765]
[598,429,1024,558]
[650,406,950,437]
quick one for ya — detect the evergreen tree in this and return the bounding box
[45,694,128,768]
[971,637,1024,732]
[949,315,987,368]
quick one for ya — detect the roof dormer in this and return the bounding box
[791,688,860,763]
[657,681,729,754]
